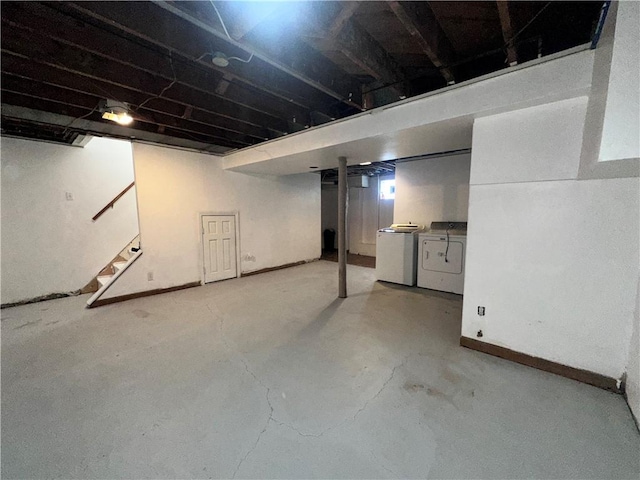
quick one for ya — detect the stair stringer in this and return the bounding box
[86,250,143,307]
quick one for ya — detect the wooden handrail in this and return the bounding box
[92,181,135,222]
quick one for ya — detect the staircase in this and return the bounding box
[83,235,143,307]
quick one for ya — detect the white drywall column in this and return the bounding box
[338,156,347,298]
[579,0,640,179]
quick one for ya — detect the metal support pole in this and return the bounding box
[338,156,347,298]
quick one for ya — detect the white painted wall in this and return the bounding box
[463,98,639,380]
[471,99,587,184]
[627,279,640,424]
[321,176,393,256]
[394,153,471,228]
[102,142,320,299]
[1,136,138,304]
[599,1,640,162]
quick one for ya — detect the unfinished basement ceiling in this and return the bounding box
[1,1,603,152]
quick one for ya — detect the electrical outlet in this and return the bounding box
[478,306,485,316]
[65,192,74,201]
[147,271,154,281]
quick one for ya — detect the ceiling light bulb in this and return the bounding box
[359,162,372,166]
[115,112,133,125]
[102,111,134,126]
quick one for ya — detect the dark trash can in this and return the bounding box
[323,228,336,251]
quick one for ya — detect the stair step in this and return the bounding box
[97,275,113,287]
[113,261,128,272]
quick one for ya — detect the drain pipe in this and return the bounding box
[338,156,348,298]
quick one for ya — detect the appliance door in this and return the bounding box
[421,237,463,273]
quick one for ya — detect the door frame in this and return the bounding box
[198,211,241,285]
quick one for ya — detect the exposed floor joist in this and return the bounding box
[388,1,456,84]
[496,0,519,66]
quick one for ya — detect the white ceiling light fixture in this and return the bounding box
[100,100,134,126]
[211,51,230,67]
[206,1,254,68]
[359,161,372,166]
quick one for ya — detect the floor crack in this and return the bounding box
[208,303,276,478]
[232,388,274,478]
[350,356,407,424]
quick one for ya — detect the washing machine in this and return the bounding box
[376,224,424,286]
[417,222,467,294]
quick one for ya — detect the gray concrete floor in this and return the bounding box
[2,261,639,479]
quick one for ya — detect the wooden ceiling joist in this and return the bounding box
[0,76,257,148]
[496,1,519,66]
[155,0,364,112]
[387,1,456,85]
[57,1,323,126]
[59,0,360,118]
[0,93,247,149]
[326,2,361,41]
[226,3,281,40]
[1,2,308,130]
[1,52,284,141]
[305,3,407,99]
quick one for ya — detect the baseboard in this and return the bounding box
[1,290,80,309]
[460,336,622,393]
[240,258,318,277]
[89,281,201,308]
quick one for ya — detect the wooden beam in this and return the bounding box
[60,0,359,115]
[302,4,406,99]
[0,27,290,140]
[1,2,305,130]
[159,1,364,112]
[496,1,518,66]
[0,81,255,148]
[327,2,360,40]
[226,3,281,40]
[1,53,279,140]
[0,93,244,150]
[388,1,456,84]
[54,1,316,124]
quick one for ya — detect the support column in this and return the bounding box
[338,156,347,298]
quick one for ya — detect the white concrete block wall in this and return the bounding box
[1,137,138,304]
[102,142,320,299]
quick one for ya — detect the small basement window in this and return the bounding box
[380,179,395,200]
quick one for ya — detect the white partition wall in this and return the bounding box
[462,96,639,384]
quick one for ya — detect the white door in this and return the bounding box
[202,215,237,283]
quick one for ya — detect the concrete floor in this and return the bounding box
[2,261,639,479]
